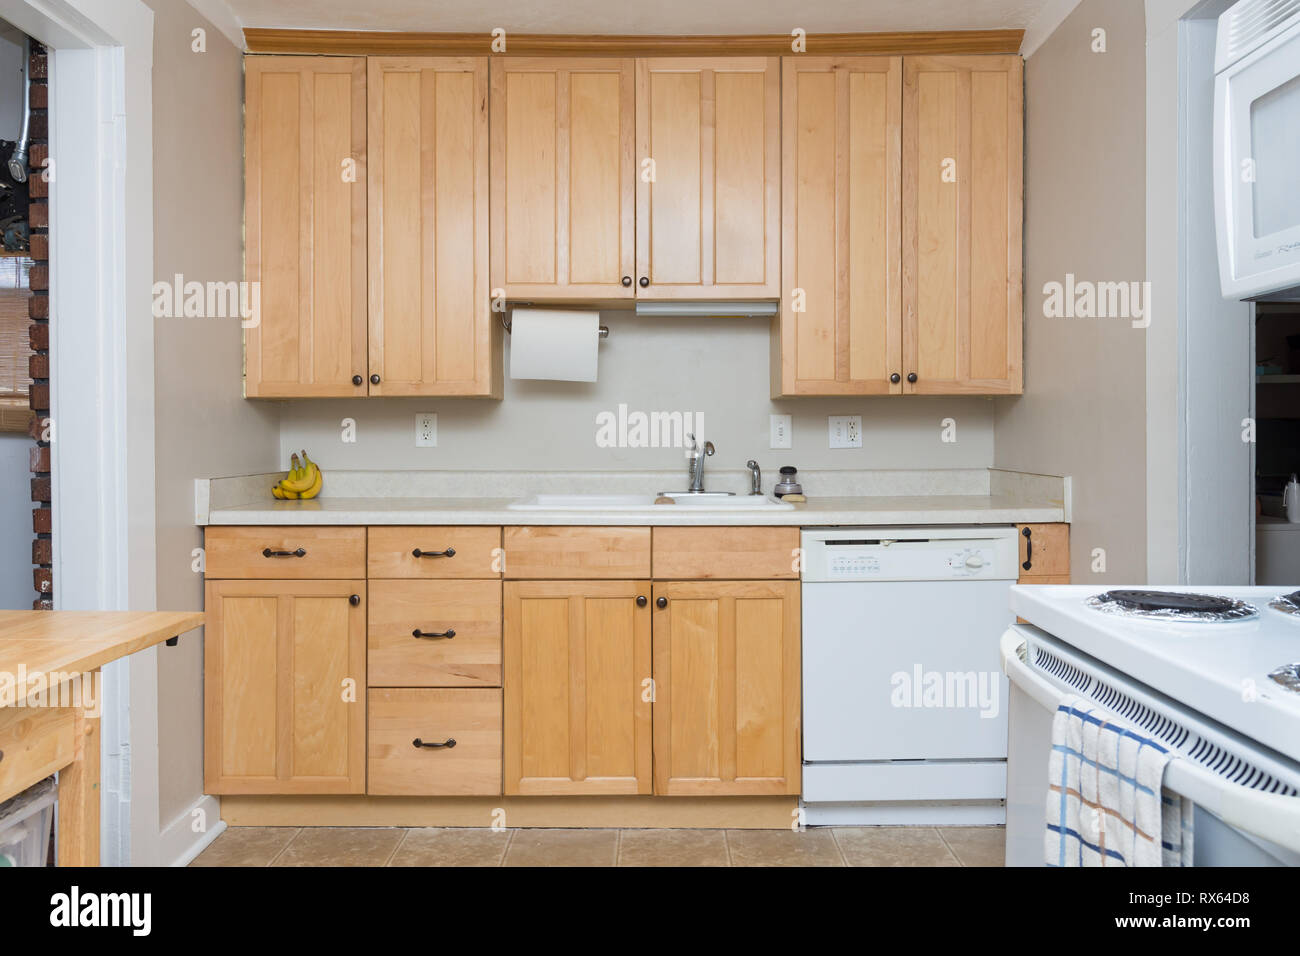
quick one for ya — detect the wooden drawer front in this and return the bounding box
[205,526,365,579]
[504,526,650,579]
[368,580,502,687]
[0,705,75,800]
[368,526,502,578]
[653,527,799,579]
[368,688,502,795]
[1017,524,1069,578]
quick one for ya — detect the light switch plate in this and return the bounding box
[828,415,862,449]
[770,414,792,449]
[416,413,437,447]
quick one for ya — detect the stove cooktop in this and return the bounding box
[1087,588,1259,622]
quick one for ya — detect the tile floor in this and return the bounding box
[190,825,1004,867]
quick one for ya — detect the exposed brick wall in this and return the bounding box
[28,41,49,610]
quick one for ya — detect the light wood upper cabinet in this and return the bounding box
[504,580,652,795]
[651,580,800,795]
[775,56,902,396]
[204,579,366,794]
[368,57,499,397]
[902,55,1023,394]
[244,57,368,398]
[635,57,780,299]
[490,58,636,300]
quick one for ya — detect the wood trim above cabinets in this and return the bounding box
[635,57,780,299]
[245,30,1026,58]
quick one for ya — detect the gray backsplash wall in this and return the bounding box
[277,315,996,476]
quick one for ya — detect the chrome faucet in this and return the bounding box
[746,460,761,495]
[685,432,715,493]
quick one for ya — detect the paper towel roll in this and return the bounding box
[508,308,600,382]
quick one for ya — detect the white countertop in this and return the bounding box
[203,493,1065,526]
[196,467,1070,527]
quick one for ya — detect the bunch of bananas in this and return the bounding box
[272,450,323,500]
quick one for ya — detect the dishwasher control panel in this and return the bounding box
[801,527,1020,582]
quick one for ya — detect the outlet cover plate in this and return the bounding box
[828,415,862,449]
[416,413,437,447]
[770,414,792,449]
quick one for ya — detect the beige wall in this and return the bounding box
[149,1,279,827]
[993,0,1147,582]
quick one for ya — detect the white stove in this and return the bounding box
[1004,585,1300,866]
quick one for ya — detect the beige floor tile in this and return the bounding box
[726,828,845,867]
[938,826,1006,867]
[189,827,300,867]
[389,828,511,867]
[831,827,960,867]
[504,828,619,867]
[271,827,405,867]
[617,828,729,867]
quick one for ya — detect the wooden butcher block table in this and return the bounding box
[0,610,203,865]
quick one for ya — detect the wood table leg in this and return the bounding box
[57,670,100,866]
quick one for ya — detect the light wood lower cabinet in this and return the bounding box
[204,579,366,794]
[651,580,801,795]
[368,688,502,795]
[367,579,502,687]
[503,580,652,795]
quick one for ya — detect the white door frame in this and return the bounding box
[0,0,158,866]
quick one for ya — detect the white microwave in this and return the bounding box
[1215,0,1300,300]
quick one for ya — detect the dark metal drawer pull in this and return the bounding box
[412,547,455,558]
[412,737,456,749]
[1021,526,1033,571]
[263,547,306,558]
[412,628,455,640]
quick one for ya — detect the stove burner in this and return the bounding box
[1086,589,1258,622]
[1269,591,1300,618]
[1270,664,1300,694]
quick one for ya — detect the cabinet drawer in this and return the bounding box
[0,705,75,800]
[504,526,650,579]
[367,688,502,796]
[368,526,502,578]
[204,526,365,579]
[368,580,502,687]
[653,527,799,579]
[1017,524,1069,578]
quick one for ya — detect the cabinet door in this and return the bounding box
[652,581,800,795]
[204,579,366,794]
[776,57,902,397]
[636,58,780,299]
[902,55,1023,394]
[490,58,635,300]
[244,56,367,398]
[503,581,651,794]
[368,57,499,397]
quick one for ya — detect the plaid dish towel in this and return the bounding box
[1046,696,1194,866]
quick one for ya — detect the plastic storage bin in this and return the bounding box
[0,776,56,867]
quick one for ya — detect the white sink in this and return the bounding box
[506,493,794,512]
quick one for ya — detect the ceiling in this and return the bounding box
[223,0,1051,34]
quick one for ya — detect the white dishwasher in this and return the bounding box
[801,526,1019,825]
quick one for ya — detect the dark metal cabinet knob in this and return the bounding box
[621,276,632,287]
[370,373,381,385]
[890,373,901,384]
[656,596,667,609]
[638,276,649,288]
[636,595,647,607]
[906,372,917,383]
[352,374,363,386]
[349,594,360,606]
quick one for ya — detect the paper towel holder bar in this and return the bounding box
[500,306,609,339]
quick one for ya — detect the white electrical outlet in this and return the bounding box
[416,413,437,447]
[770,414,792,449]
[828,415,862,449]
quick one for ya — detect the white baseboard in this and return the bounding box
[161,794,226,867]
